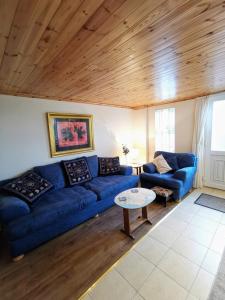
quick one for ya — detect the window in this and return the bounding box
[211,100,225,151]
[155,108,175,152]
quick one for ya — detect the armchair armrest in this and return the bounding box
[0,195,30,224]
[119,165,133,176]
[173,167,196,182]
[143,163,156,174]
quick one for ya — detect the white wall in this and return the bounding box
[132,108,148,164]
[147,99,196,159]
[130,100,197,162]
[0,95,133,180]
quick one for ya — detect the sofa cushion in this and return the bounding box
[140,172,183,190]
[63,158,92,185]
[177,153,196,168]
[0,195,30,223]
[6,185,97,240]
[99,157,120,175]
[155,151,196,169]
[86,155,98,178]
[164,156,179,171]
[119,165,133,175]
[84,175,139,200]
[3,171,53,203]
[34,162,66,190]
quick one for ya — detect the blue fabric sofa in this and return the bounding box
[0,155,139,258]
[140,151,197,200]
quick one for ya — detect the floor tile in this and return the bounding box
[182,224,214,247]
[211,189,225,198]
[134,236,168,265]
[196,206,223,223]
[210,224,225,254]
[184,193,200,205]
[169,209,194,223]
[115,250,155,290]
[221,214,225,225]
[186,294,198,300]
[190,269,215,300]
[132,293,144,300]
[89,269,136,300]
[190,215,218,233]
[139,268,187,300]
[161,216,188,234]
[202,249,222,275]
[177,202,200,215]
[158,249,199,290]
[149,224,180,247]
[171,236,207,265]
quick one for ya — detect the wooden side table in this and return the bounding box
[114,188,156,239]
[151,186,173,207]
[131,164,143,175]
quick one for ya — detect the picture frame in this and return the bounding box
[47,113,94,157]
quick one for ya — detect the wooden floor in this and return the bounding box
[0,199,177,300]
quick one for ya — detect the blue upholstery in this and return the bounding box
[154,151,197,168]
[143,163,156,174]
[9,196,116,257]
[0,194,30,223]
[141,173,183,189]
[141,151,197,200]
[84,175,139,200]
[34,162,66,190]
[6,186,97,240]
[86,155,98,177]
[119,165,133,176]
[0,155,138,257]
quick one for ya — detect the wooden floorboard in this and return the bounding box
[0,199,178,300]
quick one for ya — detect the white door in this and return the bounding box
[205,99,225,190]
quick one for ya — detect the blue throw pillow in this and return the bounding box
[99,157,120,175]
[63,158,92,185]
[2,171,53,203]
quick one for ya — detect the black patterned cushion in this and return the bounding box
[3,171,53,203]
[63,158,92,185]
[99,157,120,175]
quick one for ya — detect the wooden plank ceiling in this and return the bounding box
[0,0,225,109]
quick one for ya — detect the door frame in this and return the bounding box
[204,97,225,190]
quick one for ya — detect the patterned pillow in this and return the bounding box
[99,157,120,175]
[3,171,53,203]
[153,155,172,174]
[63,158,92,185]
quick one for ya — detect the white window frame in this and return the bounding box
[154,107,175,153]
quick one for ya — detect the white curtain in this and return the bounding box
[192,97,210,188]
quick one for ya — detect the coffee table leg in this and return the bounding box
[142,206,152,225]
[122,208,135,239]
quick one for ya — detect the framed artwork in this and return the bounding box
[47,113,94,157]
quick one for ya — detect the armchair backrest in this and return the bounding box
[154,151,197,169]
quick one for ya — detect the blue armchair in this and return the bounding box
[140,151,197,200]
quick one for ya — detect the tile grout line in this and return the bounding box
[82,189,225,300]
[134,191,222,298]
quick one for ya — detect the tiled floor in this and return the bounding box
[80,188,225,300]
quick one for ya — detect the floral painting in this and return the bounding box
[47,113,94,157]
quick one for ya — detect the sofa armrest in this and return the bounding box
[173,167,196,182]
[0,195,30,224]
[143,163,156,174]
[119,165,133,176]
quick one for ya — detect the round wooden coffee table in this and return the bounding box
[114,188,156,239]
